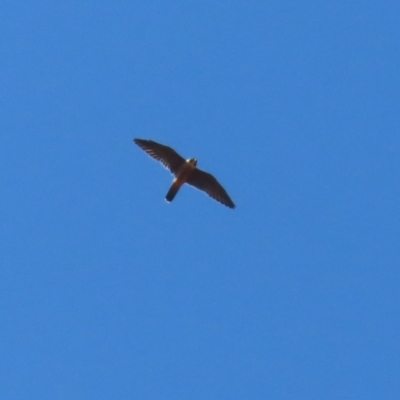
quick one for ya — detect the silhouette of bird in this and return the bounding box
[133,138,235,209]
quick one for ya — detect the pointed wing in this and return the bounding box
[133,139,185,174]
[186,168,235,209]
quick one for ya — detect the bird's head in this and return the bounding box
[187,158,197,167]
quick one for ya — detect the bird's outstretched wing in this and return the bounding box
[186,168,235,208]
[133,139,185,174]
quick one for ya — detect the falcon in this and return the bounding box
[133,138,235,208]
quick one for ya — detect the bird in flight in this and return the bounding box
[133,138,235,209]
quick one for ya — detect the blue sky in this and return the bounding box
[1,1,399,398]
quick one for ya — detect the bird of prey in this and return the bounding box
[133,138,235,208]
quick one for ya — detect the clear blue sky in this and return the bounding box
[1,1,399,399]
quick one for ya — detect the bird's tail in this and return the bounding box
[165,181,181,202]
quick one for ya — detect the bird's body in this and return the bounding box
[133,138,235,208]
[165,158,197,202]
